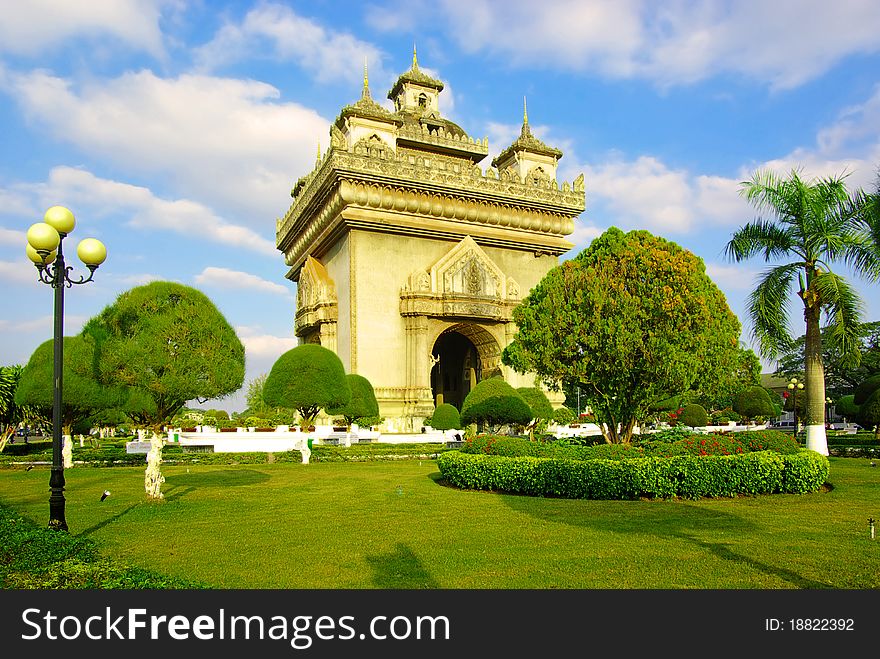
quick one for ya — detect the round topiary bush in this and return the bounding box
[552,406,577,425]
[733,386,776,421]
[460,378,532,430]
[679,403,708,427]
[325,373,379,426]
[854,375,880,406]
[430,403,461,431]
[263,344,350,430]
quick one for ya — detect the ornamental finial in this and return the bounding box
[362,57,370,99]
[413,43,418,69]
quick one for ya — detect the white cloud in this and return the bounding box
[113,273,165,287]
[237,331,298,358]
[0,313,87,335]
[438,0,880,89]
[582,155,695,233]
[194,2,388,85]
[39,167,278,256]
[195,266,293,297]
[704,263,760,292]
[0,260,42,285]
[0,0,168,59]
[2,68,329,227]
[0,228,26,246]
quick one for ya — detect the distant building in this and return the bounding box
[275,52,585,431]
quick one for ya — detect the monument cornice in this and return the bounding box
[277,147,584,252]
[280,180,575,278]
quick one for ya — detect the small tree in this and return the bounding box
[0,365,24,452]
[858,390,880,439]
[516,386,553,440]
[87,281,245,499]
[678,403,708,428]
[263,344,350,431]
[244,373,271,417]
[853,375,880,406]
[326,374,379,428]
[835,394,860,422]
[14,337,118,440]
[460,378,532,433]
[551,406,576,425]
[733,386,776,423]
[430,403,461,431]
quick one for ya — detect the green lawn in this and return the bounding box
[1,456,878,589]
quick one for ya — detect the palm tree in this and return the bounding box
[725,168,880,455]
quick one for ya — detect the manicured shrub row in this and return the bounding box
[436,449,830,500]
[461,430,801,461]
[0,442,455,468]
[0,504,207,589]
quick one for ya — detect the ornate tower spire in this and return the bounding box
[521,96,532,138]
[315,141,321,168]
[362,57,371,100]
[412,43,419,70]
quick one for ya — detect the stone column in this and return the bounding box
[402,314,434,429]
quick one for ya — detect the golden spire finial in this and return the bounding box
[523,96,528,125]
[362,56,371,99]
[316,141,321,166]
[413,43,418,69]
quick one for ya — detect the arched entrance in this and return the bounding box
[430,324,502,411]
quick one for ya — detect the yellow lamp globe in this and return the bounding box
[43,206,76,234]
[76,238,107,266]
[26,222,60,252]
[25,243,57,265]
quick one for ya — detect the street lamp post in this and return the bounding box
[25,206,106,531]
[787,377,804,437]
[825,396,833,427]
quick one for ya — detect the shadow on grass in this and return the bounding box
[366,542,440,589]
[163,469,271,489]
[501,493,831,589]
[77,504,140,538]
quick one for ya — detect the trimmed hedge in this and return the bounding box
[0,503,207,589]
[436,449,829,500]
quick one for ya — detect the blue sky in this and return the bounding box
[2,0,879,413]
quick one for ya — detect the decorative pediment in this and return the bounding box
[295,256,338,335]
[433,236,504,298]
[400,236,520,320]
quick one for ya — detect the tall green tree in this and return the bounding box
[263,344,350,431]
[503,227,742,444]
[86,281,245,499]
[725,169,880,455]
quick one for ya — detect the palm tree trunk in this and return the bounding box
[803,304,829,455]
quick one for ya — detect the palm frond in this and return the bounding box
[814,272,865,369]
[842,190,880,279]
[747,263,800,360]
[724,219,795,263]
[739,169,802,222]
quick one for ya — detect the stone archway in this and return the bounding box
[430,323,501,411]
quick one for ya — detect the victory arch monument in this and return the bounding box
[275,53,585,432]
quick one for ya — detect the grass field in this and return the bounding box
[1,456,878,589]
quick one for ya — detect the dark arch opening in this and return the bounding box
[430,331,480,411]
